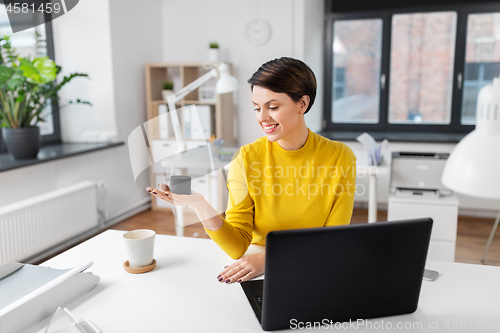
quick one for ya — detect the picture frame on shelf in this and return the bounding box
[199,87,216,102]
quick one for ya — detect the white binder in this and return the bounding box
[183,105,212,140]
[158,104,169,138]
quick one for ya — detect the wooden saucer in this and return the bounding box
[123,259,156,274]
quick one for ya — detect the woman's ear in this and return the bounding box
[299,95,310,114]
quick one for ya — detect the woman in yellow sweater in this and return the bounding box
[147,57,356,284]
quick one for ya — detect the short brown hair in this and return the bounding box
[247,57,317,114]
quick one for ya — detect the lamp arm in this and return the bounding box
[172,68,218,102]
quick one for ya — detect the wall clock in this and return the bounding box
[244,19,271,46]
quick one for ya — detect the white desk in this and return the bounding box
[26,230,500,333]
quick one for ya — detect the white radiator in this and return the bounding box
[0,181,98,264]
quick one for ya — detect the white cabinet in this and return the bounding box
[388,194,458,262]
[192,174,219,211]
[151,139,177,174]
[185,140,209,176]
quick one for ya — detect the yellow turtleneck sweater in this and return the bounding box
[206,128,357,259]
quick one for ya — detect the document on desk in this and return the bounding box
[0,261,99,333]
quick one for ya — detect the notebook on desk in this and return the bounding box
[241,218,433,331]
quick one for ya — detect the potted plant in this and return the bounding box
[208,41,219,62]
[162,80,174,100]
[0,33,90,159]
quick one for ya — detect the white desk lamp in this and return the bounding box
[164,62,237,237]
[442,77,500,262]
[166,62,238,153]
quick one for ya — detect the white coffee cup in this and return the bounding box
[123,229,156,268]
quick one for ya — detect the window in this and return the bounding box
[0,5,60,152]
[389,12,457,125]
[324,2,500,139]
[462,12,500,124]
[334,68,345,100]
[332,19,382,124]
[462,62,500,124]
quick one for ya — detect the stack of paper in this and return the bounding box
[356,132,389,166]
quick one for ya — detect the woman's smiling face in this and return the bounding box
[252,85,309,142]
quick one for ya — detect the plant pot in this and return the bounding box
[208,49,220,62]
[162,89,174,101]
[2,126,41,159]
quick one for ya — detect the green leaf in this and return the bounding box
[5,70,26,90]
[19,57,57,85]
[33,57,57,83]
[68,99,92,107]
[0,66,15,86]
[56,72,89,91]
[1,38,91,128]
[15,91,26,103]
[18,58,41,84]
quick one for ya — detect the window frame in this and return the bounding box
[0,12,61,152]
[323,2,500,137]
[325,11,389,132]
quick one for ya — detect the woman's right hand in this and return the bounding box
[146,183,205,209]
[218,251,265,284]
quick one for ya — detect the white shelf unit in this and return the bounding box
[145,62,234,212]
[388,194,459,262]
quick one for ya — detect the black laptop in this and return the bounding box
[241,218,433,331]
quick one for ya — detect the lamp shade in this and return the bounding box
[215,62,238,94]
[441,78,500,200]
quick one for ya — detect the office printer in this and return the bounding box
[390,152,452,198]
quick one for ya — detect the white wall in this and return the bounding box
[0,0,164,220]
[53,0,118,143]
[161,0,326,146]
[302,0,325,132]
[108,0,164,142]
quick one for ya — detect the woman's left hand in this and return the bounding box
[217,251,265,284]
